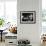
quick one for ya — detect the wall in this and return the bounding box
[17,0,42,46]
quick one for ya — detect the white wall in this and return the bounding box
[17,0,42,46]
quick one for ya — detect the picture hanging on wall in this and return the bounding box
[20,11,36,24]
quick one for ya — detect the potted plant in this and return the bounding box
[0,18,5,27]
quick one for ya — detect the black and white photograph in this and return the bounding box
[20,11,36,24]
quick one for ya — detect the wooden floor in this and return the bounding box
[0,41,5,46]
[0,41,45,46]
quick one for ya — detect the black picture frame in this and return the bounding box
[20,11,36,24]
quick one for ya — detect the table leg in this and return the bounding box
[1,32,2,42]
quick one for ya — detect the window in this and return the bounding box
[0,1,4,17]
[42,0,46,22]
[0,0,17,26]
[5,1,17,25]
[42,0,46,33]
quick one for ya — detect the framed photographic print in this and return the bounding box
[20,11,36,24]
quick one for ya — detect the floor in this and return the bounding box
[0,41,5,46]
[0,41,45,46]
